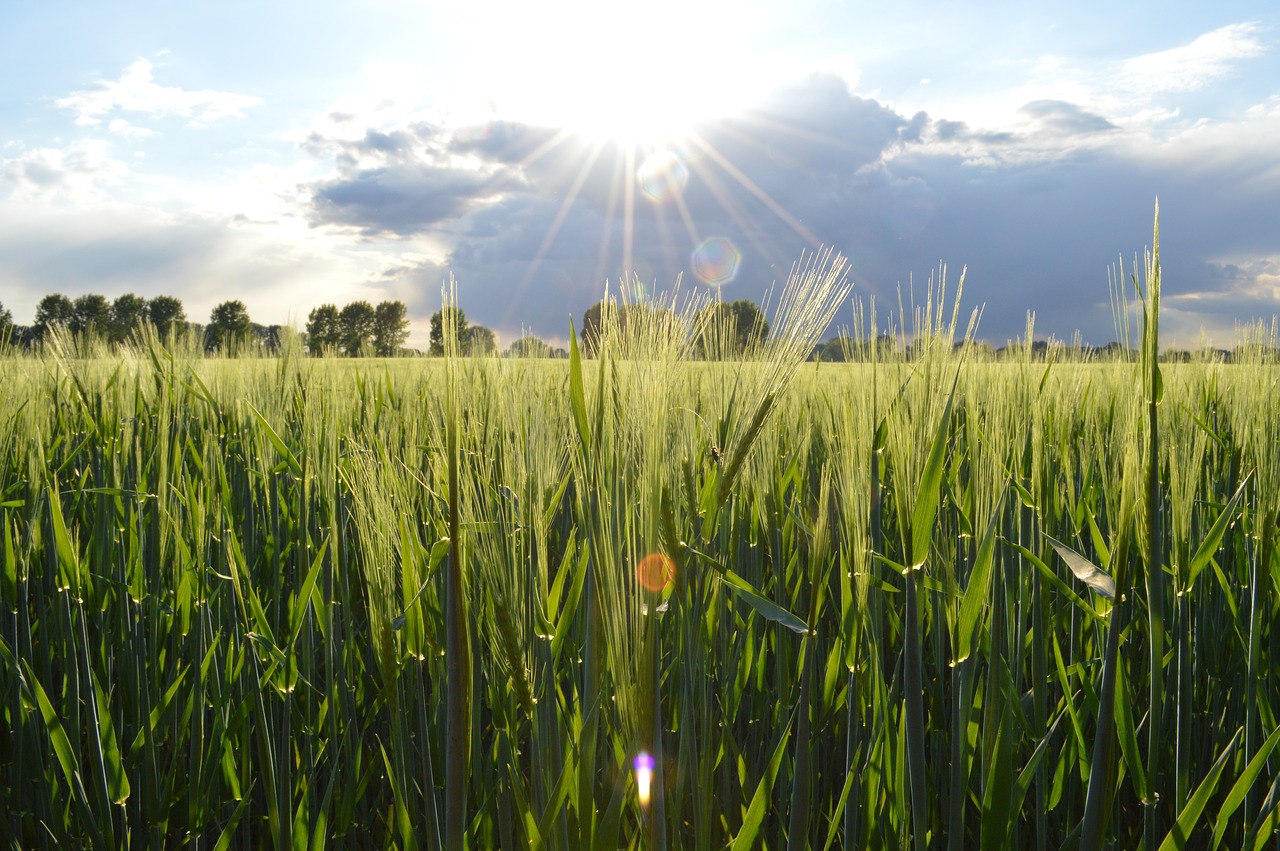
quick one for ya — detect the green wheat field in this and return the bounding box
[3,218,1279,849]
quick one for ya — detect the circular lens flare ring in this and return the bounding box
[636,553,676,592]
[637,150,689,204]
[692,236,742,287]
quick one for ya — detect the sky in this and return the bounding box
[2,0,1278,350]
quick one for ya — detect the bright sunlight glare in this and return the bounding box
[445,0,769,146]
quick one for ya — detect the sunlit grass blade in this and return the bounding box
[1045,534,1116,599]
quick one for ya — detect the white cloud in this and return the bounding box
[0,139,129,201]
[107,118,155,139]
[900,22,1271,148]
[0,200,385,335]
[1118,22,1267,96]
[55,58,262,127]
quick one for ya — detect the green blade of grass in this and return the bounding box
[568,319,590,456]
[731,707,795,851]
[247,402,303,479]
[1159,729,1239,851]
[1187,473,1250,589]
[1211,723,1280,849]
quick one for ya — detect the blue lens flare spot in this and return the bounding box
[692,237,741,287]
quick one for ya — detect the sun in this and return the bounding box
[447,0,766,147]
[437,0,826,327]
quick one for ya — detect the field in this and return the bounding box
[2,239,1280,849]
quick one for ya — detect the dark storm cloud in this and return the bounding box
[310,162,504,236]
[306,72,1280,346]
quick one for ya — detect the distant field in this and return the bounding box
[2,255,1279,848]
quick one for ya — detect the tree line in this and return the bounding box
[1,293,188,349]
[0,293,410,356]
[1,292,777,359]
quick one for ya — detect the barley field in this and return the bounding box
[2,231,1279,849]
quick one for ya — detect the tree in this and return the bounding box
[579,299,674,356]
[71,294,111,337]
[464,325,497,356]
[338,301,376,356]
[505,335,551,358]
[34,294,75,343]
[580,301,605,356]
[695,299,769,358]
[148,296,187,339]
[373,300,409,356]
[253,324,284,354]
[429,306,468,356]
[306,304,341,355]
[110,293,150,343]
[0,301,13,346]
[206,300,252,354]
[816,338,848,362]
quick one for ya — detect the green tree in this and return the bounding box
[306,304,341,355]
[373,300,409,356]
[505,335,551,358]
[581,300,605,356]
[695,299,769,358]
[0,301,12,346]
[148,296,187,339]
[810,337,848,362]
[429,306,468,356]
[338,301,376,356]
[110,293,150,343]
[70,294,111,337]
[579,299,673,356]
[34,295,75,342]
[206,300,252,354]
[464,325,497,356]
[255,324,285,354]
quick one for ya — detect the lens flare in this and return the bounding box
[634,751,654,807]
[692,236,741,287]
[637,150,689,204]
[636,553,675,592]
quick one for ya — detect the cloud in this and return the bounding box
[107,118,156,139]
[10,30,1279,354]
[0,139,129,201]
[1019,100,1118,136]
[1118,22,1268,96]
[55,58,262,127]
[0,202,379,334]
[310,163,505,236]
[295,66,1280,348]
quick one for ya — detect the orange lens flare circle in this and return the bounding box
[636,553,676,592]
